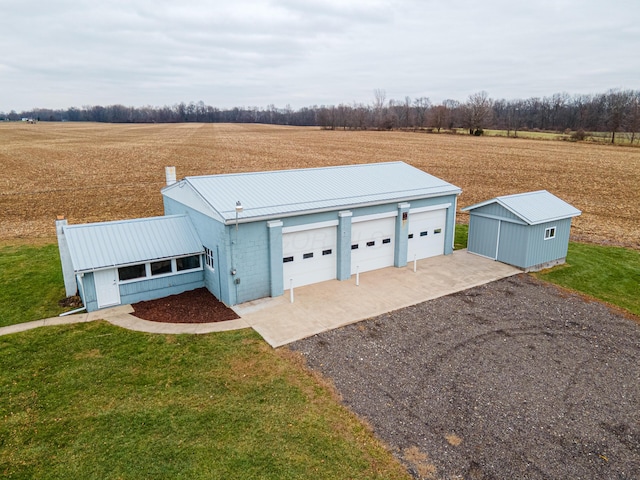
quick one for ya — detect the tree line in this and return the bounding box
[3,89,639,143]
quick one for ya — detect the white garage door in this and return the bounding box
[407,209,447,261]
[351,216,395,274]
[283,225,337,289]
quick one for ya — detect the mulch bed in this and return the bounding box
[131,288,239,323]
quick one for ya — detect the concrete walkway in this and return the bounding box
[234,250,521,347]
[0,304,251,337]
[1,250,519,347]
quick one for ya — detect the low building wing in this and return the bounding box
[63,215,203,273]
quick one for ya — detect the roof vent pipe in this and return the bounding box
[165,166,176,186]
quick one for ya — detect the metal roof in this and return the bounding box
[461,190,581,225]
[163,162,461,223]
[63,215,203,272]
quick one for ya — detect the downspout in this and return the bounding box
[216,245,222,299]
[59,306,87,316]
[59,273,87,316]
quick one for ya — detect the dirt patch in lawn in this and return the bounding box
[132,288,239,323]
[291,275,640,479]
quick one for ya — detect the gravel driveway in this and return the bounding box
[291,274,640,479]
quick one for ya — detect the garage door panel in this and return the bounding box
[283,226,337,288]
[407,209,446,260]
[351,217,395,274]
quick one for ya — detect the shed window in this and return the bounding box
[283,256,294,263]
[366,241,375,247]
[382,238,391,244]
[177,255,201,271]
[303,252,314,259]
[545,227,556,240]
[420,231,428,237]
[408,234,414,239]
[322,249,332,255]
[434,228,442,234]
[151,260,172,276]
[351,244,359,250]
[118,264,146,281]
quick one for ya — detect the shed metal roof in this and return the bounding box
[63,215,203,272]
[163,161,461,223]
[461,190,581,225]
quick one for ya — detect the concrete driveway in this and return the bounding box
[234,249,520,347]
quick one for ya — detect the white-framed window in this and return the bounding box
[544,226,556,240]
[204,246,215,270]
[117,254,202,284]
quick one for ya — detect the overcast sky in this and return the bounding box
[2,0,639,111]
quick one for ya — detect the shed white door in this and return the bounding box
[407,209,447,261]
[94,268,121,308]
[350,217,395,274]
[283,226,337,289]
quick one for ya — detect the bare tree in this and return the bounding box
[505,99,524,137]
[605,89,630,143]
[430,104,448,132]
[373,89,387,129]
[627,92,640,144]
[413,97,431,128]
[465,91,493,134]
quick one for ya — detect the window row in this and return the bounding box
[351,238,391,250]
[118,254,202,282]
[408,228,442,239]
[283,249,332,263]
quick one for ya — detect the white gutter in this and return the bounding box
[222,191,463,226]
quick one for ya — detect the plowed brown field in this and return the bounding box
[1,122,638,248]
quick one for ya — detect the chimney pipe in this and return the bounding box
[165,166,176,186]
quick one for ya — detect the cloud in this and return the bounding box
[1,0,639,111]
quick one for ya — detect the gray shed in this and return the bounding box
[461,190,581,271]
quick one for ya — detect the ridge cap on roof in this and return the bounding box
[183,161,408,180]
[496,189,549,200]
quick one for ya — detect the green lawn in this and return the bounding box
[454,225,639,317]
[535,242,640,317]
[0,243,68,326]
[0,324,409,479]
[0,243,410,479]
[454,223,468,250]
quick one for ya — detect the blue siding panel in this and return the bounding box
[523,219,572,268]
[469,203,523,223]
[119,271,204,306]
[496,222,529,267]
[468,216,499,259]
[79,272,98,312]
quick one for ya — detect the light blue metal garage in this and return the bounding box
[58,162,462,310]
[462,190,581,271]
